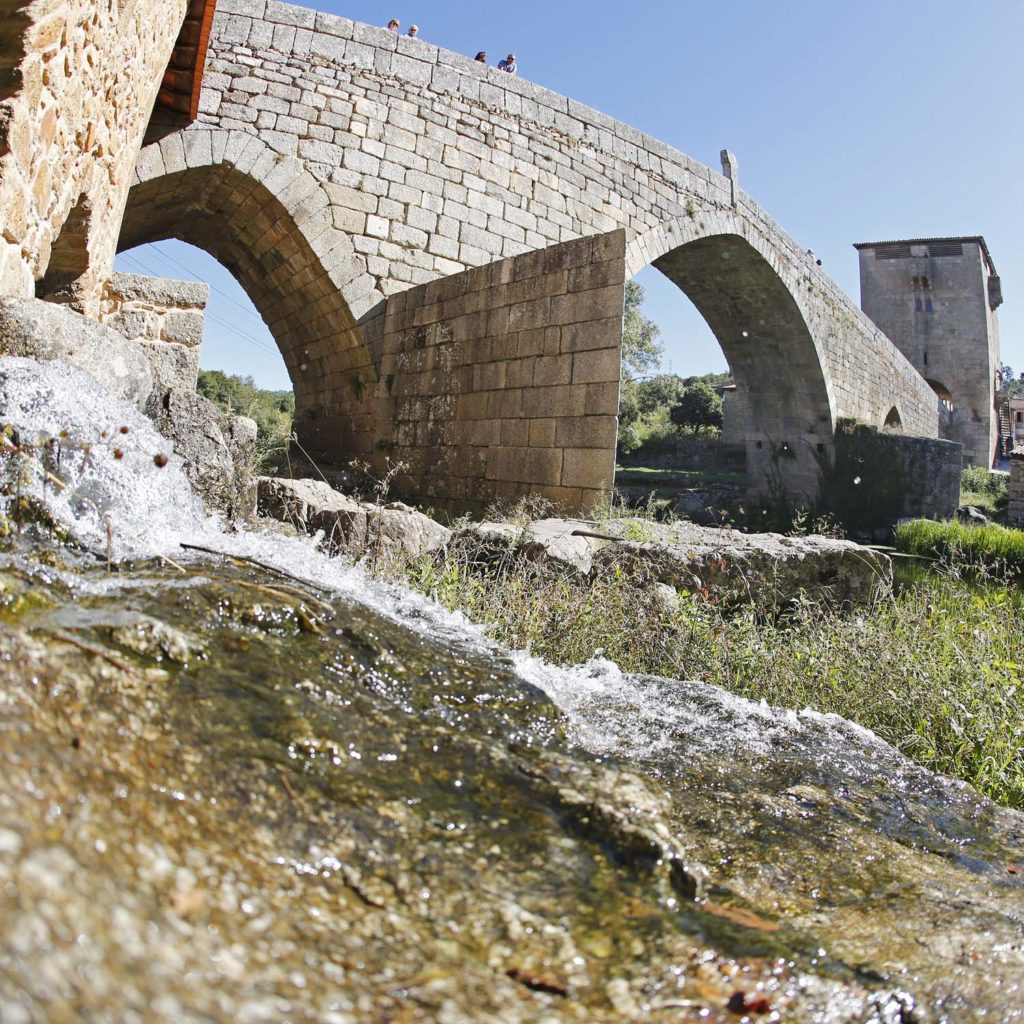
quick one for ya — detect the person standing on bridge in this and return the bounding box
[387,18,400,31]
[474,51,488,63]
[497,53,517,74]
[407,24,419,38]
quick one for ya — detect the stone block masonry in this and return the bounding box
[100,273,208,349]
[1009,447,1024,528]
[302,231,626,515]
[113,0,950,516]
[98,273,210,399]
[0,0,954,520]
[0,1,190,310]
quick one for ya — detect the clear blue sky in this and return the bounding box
[117,0,1024,389]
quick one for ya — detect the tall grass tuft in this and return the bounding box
[896,518,1024,576]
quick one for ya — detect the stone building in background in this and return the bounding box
[854,237,1002,468]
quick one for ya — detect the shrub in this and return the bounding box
[960,466,1008,520]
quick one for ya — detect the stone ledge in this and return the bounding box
[104,272,209,308]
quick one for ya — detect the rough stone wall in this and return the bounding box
[303,231,624,515]
[0,0,189,308]
[1009,447,1024,528]
[827,424,961,531]
[123,0,941,461]
[889,435,962,523]
[857,240,999,468]
[98,272,208,398]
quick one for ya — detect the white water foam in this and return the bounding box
[0,356,915,775]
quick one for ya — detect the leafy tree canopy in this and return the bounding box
[1001,364,1024,397]
[670,380,724,434]
[621,279,662,380]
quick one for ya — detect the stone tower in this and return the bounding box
[854,237,1002,468]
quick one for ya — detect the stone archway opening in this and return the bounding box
[617,266,741,510]
[883,406,904,432]
[643,233,835,505]
[118,162,379,469]
[36,193,94,302]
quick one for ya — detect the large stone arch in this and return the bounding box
[121,131,382,458]
[627,216,836,502]
[628,208,945,502]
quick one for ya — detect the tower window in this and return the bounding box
[911,275,931,291]
[915,297,923,312]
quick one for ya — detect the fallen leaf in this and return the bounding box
[704,900,781,932]
[506,966,568,997]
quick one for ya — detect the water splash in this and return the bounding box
[0,358,216,558]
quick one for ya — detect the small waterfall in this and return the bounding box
[1,355,1022,1022]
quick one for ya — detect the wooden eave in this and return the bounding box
[157,0,218,121]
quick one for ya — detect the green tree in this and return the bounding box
[618,281,665,453]
[197,369,295,471]
[1001,364,1024,397]
[635,373,686,415]
[621,279,662,379]
[670,381,724,434]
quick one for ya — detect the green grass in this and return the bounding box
[386,544,1024,809]
[960,466,1008,521]
[896,518,1024,575]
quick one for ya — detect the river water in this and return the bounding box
[0,357,1022,1022]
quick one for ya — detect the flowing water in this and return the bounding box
[0,358,1022,1023]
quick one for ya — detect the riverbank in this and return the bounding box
[363,506,1024,810]
[2,356,1023,1021]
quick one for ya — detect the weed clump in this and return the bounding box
[896,517,1024,576]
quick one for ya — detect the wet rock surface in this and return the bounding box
[149,390,255,521]
[0,298,154,409]
[0,546,1020,1022]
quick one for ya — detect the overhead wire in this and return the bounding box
[117,250,281,358]
[147,242,268,329]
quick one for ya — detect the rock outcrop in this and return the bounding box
[0,297,154,408]
[0,298,255,521]
[145,390,256,522]
[257,476,451,561]
[450,517,892,607]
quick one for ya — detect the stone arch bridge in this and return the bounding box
[115,0,952,514]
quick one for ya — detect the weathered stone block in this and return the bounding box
[161,310,205,347]
[572,348,620,385]
[138,339,200,398]
[561,447,615,489]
